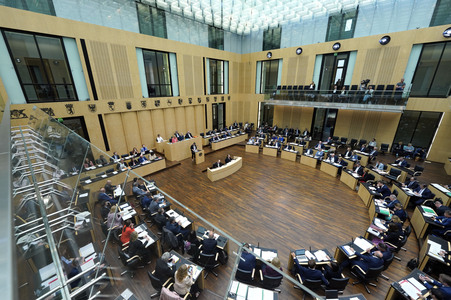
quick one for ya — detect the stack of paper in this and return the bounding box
[314,250,329,261]
[252,247,262,257]
[342,245,355,256]
[399,279,422,299]
[353,237,373,251]
[374,218,387,230]
[79,243,95,257]
[367,226,381,237]
[170,255,179,263]
[261,251,277,261]
[421,206,437,218]
[305,250,315,260]
[428,240,444,261]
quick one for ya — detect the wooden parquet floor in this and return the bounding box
[60,144,451,300]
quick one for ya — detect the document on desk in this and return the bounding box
[399,280,422,299]
[379,207,390,216]
[230,281,239,294]
[80,255,96,272]
[79,243,95,258]
[305,250,315,260]
[192,265,202,280]
[374,218,387,230]
[342,245,355,256]
[354,237,373,251]
[314,250,329,262]
[84,179,92,184]
[79,192,89,198]
[247,286,261,299]
[170,255,179,263]
[427,240,444,261]
[236,282,248,298]
[367,226,381,237]
[261,250,277,261]
[39,263,56,281]
[252,247,262,257]
[421,206,437,218]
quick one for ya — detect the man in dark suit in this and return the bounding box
[376,181,391,198]
[291,253,328,285]
[154,208,167,230]
[403,177,419,190]
[314,141,325,150]
[434,199,450,216]
[238,244,256,272]
[190,142,198,160]
[345,248,384,273]
[353,162,364,176]
[185,131,193,139]
[225,154,233,164]
[166,217,189,239]
[327,152,338,163]
[98,188,117,205]
[104,180,116,195]
[201,231,217,255]
[212,160,223,169]
[431,210,451,237]
[369,147,378,160]
[394,157,408,167]
[154,252,175,284]
[112,152,120,160]
[344,147,353,158]
[412,184,433,206]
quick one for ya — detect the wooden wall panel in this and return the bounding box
[183,55,194,95]
[295,56,309,86]
[194,105,204,135]
[164,108,176,138]
[137,110,155,148]
[104,113,126,154]
[89,41,118,99]
[291,107,302,128]
[362,112,381,140]
[174,107,187,133]
[231,62,239,94]
[361,49,382,83]
[243,101,251,123]
[282,106,292,127]
[349,111,366,139]
[151,109,166,140]
[285,58,297,85]
[184,106,195,134]
[121,112,141,150]
[334,110,354,138]
[193,56,203,95]
[375,112,401,147]
[111,44,134,99]
[376,47,401,84]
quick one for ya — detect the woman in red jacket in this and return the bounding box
[120,220,134,245]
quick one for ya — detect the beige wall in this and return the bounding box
[273,106,314,131]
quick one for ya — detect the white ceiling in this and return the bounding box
[138,0,386,35]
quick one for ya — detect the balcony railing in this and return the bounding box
[265,89,409,108]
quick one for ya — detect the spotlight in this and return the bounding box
[443,27,451,38]
[379,35,391,45]
[296,47,303,55]
[266,52,272,59]
[332,42,341,51]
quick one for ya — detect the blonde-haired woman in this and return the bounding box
[174,264,200,298]
[106,205,122,228]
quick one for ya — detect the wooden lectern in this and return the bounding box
[195,150,205,164]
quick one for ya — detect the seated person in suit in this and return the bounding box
[344,147,353,158]
[120,220,134,245]
[305,148,314,156]
[166,217,189,239]
[138,153,148,164]
[376,223,403,246]
[291,253,328,285]
[434,199,450,217]
[238,244,256,272]
[112,151,120,160]
[100,200,111,221]
[154,208,167,230]
[284,144,294,151]
[83,158,94,169]
[391,203,407,222]
[156,134,164,143]
[336,157,348,167]
[419,273,451,299]
[353,162,364,176]
[128,231,151,264]
[314,141,325,150]
[341,247,384,273]
[107,205,122,228]
[149,196,166,214]
[326,152,338,163]
[98,187,117,205]
[350,151,359,161]
[104,180,116,196]
[117,158,129,170]
[431,210,451,237]
[140,144,148,153]
[155,252,176,284]
[369,147,378,160]
[385,194,400,209]
[225,154,233,164]
[412,184,433,206]
[359,144,368,153]
[324,136,333,145]
[68,258,82,289]
[403,176,419,190]
[392,141,404,157]
[374,160,385,171]
[212,160,223,169]
[96,155,108,165]
[413,147,426,160]
[132,182,151,208]
[262,257,283,277]
[374,242,392,262]
[322,261,342,281]
[394,156,408,167]
[185,131,193,139]
[376,181,391,198]
[314,149,325,160]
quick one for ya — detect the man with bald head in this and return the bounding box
[98,187,117,205]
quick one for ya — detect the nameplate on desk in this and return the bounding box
[79,192,88,198]
[84,179,92,184]
[101,174,108,178]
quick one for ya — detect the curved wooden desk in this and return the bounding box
[207,157,242,182]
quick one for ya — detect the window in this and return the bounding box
[209,59,224,94]
[326,8,358,42]
[2,30,77,102]
[1,0,55,15]
[142,49,172,97]
[263,27,282,51]
[393,111,442,149]
[411,42,451,97]
[260,60,279,94]
[430,0,451,27]
[136,2,167,39]
[208,26,224,50]
[318,52,350,90]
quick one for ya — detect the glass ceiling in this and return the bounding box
[137,0,383,35]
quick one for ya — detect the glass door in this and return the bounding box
[319,52,349,91]
[212,103,226,130]
[259,103,274,126]
[311,108,338,141]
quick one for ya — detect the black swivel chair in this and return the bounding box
[351,264,384,294]
[386,235,408,261]
[118,248,143,278]
[326,276,349,294]
[259,270,283,292]
[235,267,255,284]
[197,251,220,279]
[294,275,323,300]
[340,137,348,147]
[349,138,358,148]
[148,270,172,299]
[413,165,424,177]
[379,252,395,280]
[385,168,402,183]
[380,143,389,155]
